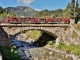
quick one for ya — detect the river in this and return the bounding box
[11,34,73,60]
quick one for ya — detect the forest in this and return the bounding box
[0,0,80,20]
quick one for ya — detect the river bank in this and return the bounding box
[12,38,74,60]
[44,46,80,60]
[11,30,80,60]
[11,33,78,60]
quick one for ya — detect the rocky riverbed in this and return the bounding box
[11,33,79,60]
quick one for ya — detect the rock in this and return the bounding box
[49,52,53,55]
[58,59,62,60]
[55,37,61,46]
[34,58,39,60]
[77,21,80,24]
[26,38,34,44]
[49,56,53,59]
[16,33,28,42]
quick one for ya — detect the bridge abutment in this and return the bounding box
[0,27,11,46]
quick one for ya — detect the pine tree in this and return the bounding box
[63,2,71,18]
[71,0,79,19]
[64,0,79,19]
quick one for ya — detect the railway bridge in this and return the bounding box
[0,23,72,46]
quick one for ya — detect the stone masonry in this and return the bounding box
[0,27,11,46]
[0,24,80,46]
[2,26,72,46]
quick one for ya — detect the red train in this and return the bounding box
[0,17,70,24]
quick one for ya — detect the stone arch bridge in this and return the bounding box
[0,24,71,46]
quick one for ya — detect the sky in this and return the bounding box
[0,0,80,11]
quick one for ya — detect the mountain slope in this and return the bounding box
[5,6,40,17]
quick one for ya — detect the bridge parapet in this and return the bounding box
[0,23,69,27]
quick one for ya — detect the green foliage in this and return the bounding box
[53,9,63,17]
[57,42,80,57]
[57,41,65,50]
[72,30,78,38]
[5,6,39,17]
[46,40,54,46]
[0,46,22,60]
[63,0,79,19]
[0,0,80,19]
[35,9,63,18]
[76,24,80,30]
[35,0,79,18]
[63,3,72,18]
[26,30,42,41]
[73,49,80,56]
[66,44,80,56]
[0,6,16,20]
[66,44,76,51]
[26,30,55,47]
[35,9,51,18]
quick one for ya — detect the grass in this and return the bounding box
[57,41,80,57]
[26,30,55,47]
[76,24,80,30]
[46,40,54,46]
[26,30,42,41]
[72,30,78,38]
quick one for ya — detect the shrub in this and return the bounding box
[73,49,80,56]
[57,42,80,57]
[57,41,65,50]
[46,40,54,46]
[0,46,22,60]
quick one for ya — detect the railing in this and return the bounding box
[0,18,70,24]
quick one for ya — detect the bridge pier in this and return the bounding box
[0,27,11,46]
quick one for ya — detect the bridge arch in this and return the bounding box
[1,25,70,46]
[12,29,58,47]
[14,29,58,39]
[2,27,59,37]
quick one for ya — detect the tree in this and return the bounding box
[63,2,72,18]
[0,6,16,20]
[53,9,63,17]
[63,0,79,19]
[71,0,79,19]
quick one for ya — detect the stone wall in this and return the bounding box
[0,27,11,46]
[69,24,80,46]
[1,25,79,46]
[55,27,72,45]
[2,26,72,46]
